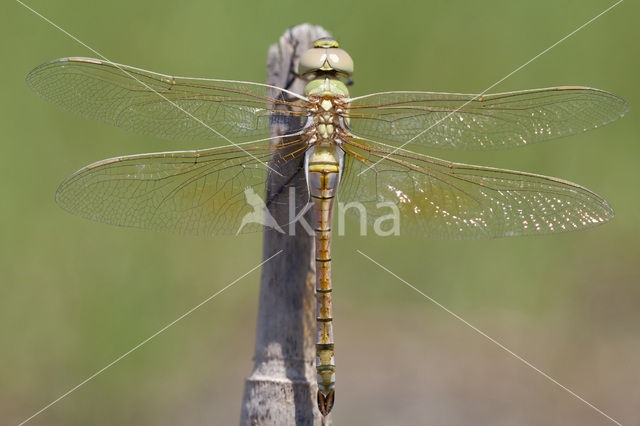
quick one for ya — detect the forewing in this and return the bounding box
[347,87,628,150]
[27,57,308,143]
[338,139,613,239]
[56,141,310,236]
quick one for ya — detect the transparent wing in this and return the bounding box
[338,139,613,239]
[56,140,310,236]
[27,57,309,143]
[347,87,628,150]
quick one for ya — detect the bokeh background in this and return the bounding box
[2,0,639,424]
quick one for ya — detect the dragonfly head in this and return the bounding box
[298,38,354,80]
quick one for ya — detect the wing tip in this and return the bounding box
[27,57,104,83]
[601,198,616,222]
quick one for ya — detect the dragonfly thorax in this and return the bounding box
[303,75,350,148]
[304,77,349,98]
[304,94,350,147]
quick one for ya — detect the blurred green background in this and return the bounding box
[2,0,639,424]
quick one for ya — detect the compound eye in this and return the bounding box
[327,49,353,75]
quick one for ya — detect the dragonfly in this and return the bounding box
[27,38,628,416]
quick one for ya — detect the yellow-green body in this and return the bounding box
[300,41,352,416]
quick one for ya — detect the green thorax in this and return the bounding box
[304,77,350,98]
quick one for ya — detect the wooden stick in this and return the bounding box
[240,24,331,426]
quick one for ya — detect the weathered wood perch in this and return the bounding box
[240,24,331,426]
